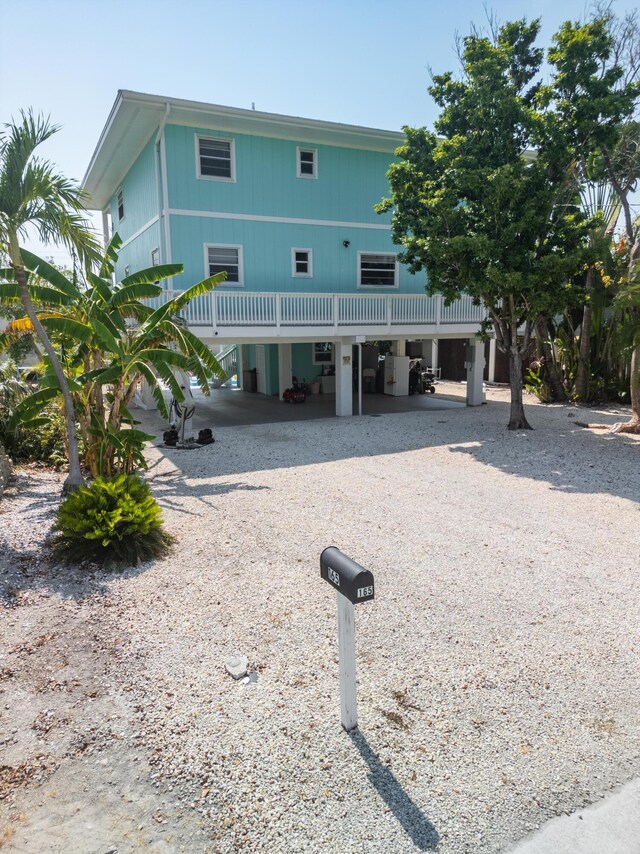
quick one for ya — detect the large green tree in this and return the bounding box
[378,17,638,429]
[0,111,99,489]
[596,122,640,432]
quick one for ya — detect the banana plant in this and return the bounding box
[3,234,227,476]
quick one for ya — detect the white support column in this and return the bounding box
[424,339,438,373]
[392,338,406,356]
[239,345,247,390]
[133,377,158,411]
[466,337,486,406]
[335,339,353,417]
[278,343,292,400]
[337,594,358,731]
[488,337,497,383]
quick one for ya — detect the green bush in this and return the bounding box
[0,362,69,467]
[51,474,175,567]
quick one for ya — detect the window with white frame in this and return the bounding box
[117,188,124,221]
[358,252,398,287]
[206,244,243,285]
[297,147,317,178]
[313,343,333,364]
[291,248,312,278]
[197,136,235,180]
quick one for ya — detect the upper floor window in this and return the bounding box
[117,188,124,221]
[358,252,398,288]
[206,244,243,286]
[297,147,317,179]
[197,135,235,181]
[292,248,313,278]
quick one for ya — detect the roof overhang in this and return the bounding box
[82,90,405,211]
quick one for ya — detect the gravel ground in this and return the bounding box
[1,387,639,853]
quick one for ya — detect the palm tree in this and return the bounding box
[0,110,99,490]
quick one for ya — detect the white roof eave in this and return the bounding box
[82,90,405,211]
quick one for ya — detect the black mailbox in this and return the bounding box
[320,547,374,605]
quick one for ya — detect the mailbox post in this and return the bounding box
[320,547,375,731]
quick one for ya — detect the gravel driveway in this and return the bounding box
[1,389,639,853]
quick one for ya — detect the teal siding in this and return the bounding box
[165,124,394,225]
[265,344,279,395]
[109,134,158,245]
[169,214,426,294]
[114,221,162,283]
[291,344,320,384]
[244,344,256,370]
[112,120,429,296]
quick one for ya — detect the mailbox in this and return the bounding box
[320,547,375,605]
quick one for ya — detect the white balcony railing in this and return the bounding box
[147,290,486,331]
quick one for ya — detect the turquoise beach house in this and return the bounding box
[82,91,490,415]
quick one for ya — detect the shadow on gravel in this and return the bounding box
[0,471,152,604]
[143,398,640,506]
[146,466,270,516]
[446,416,640,505]
[349,730,440,851]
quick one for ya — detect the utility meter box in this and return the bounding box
[320,547,375,604]
[464,344,476,366]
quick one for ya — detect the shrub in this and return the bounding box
[0,362,69,467]
[51,474,175,567]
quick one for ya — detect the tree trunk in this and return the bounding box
[574,267,594,401]
[535,315,567,402]
[610,342,640,433]
[10,244,85,492]
[508,346,532,430]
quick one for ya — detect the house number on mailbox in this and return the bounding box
[320,546,375,732]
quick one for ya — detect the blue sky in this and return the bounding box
[0,0,608,263]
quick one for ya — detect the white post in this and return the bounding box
[357,342,362,416]
[423,339,438,374]
[238,345,246,390]
[337,593,358,731]
[392,338,406,356]
[335,339,353,416]
[466,337,486,406]
[278,343,292,400]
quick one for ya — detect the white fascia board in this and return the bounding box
[119,90,404,151]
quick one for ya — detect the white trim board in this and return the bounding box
[195,133,236,183]
[119,215,160,249]
[203,242,244,286]
[291,247,313,278]
[169,208,391,230]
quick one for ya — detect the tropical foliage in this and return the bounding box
[378,15,639,430]
[0,109,99,489]
[1,236,226,476]
[51,473,175,566]
[0,360,68,466]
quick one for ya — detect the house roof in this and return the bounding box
[82,90,405,211]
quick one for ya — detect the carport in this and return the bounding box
[136,383,466,433]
